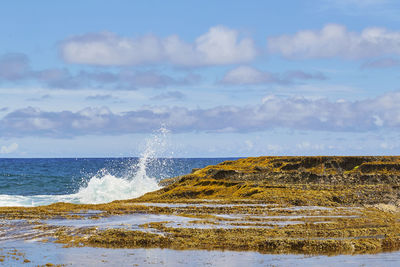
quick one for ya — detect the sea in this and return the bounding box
[0,128,236,207]
[0,157,233,207]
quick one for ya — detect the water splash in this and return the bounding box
[74,127,170,204]
[133,127,170,181]
[0,128,170,207]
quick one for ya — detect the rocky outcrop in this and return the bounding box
[144,156,400,206]
[187,156,400,185]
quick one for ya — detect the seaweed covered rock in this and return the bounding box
[138,156,400,206]
[184,156,400,184]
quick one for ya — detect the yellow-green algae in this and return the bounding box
[0,247,38,266]
[2,156,400,255]
[139,156,400,205]
[43,205,400,255]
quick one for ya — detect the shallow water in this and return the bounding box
[46,213,193,231]
[45,213,300,231]
[1,203,399,265]
[1,240,400,267]
[0,203,360,242]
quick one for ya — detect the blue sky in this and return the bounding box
[1,0,400,157]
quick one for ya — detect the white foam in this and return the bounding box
[0,128,169,207]
[73,171,160,204]
[0,194,71,207]
[0,171,161,207]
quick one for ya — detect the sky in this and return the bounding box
[1,0,400,158]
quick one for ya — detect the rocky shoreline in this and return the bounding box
[142,156,400,206]
[2,156,400,260]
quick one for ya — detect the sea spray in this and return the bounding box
[74,171,160,204]
[130,126,171,180]
[71,128,171,204]
[0,128,171,206]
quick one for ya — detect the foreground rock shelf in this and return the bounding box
[2,156,400,261]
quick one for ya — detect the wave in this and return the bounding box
[0,128,169,207]
[0,172,160,207]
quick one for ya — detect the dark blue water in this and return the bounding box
[0,158,235,205]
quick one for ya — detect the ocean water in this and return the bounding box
[0,157,233,207]
[0,129,236,207]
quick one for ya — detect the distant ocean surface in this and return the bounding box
[0,157,235,207]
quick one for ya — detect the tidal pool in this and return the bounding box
[1,240,400,266]
[0,203,397,260]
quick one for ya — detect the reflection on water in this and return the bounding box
[1,203,398,265]
[0,204,368,241]
[1,240,400,267]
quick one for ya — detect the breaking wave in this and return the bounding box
[0,128,170,207]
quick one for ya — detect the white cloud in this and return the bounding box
[373,115,384,126]
[192,26,256,65]
[0,143,18,154]
[61,26,256,66]
[220,66,326,85]
[268,24,400,59]
[221,66,273,84]
[3,91,400,137]
[0,53,200,89]
[62,33,163,65]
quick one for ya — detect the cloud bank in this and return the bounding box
[2,91,400,137]
[268,24,400,59]
[61,26,257,67]
[60,23,400,67]
[0,53,199,89]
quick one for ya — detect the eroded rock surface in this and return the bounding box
[144,156,400,206]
